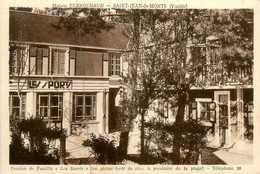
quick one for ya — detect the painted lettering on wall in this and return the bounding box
[28,80,72,89]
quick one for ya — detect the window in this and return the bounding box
[38,94,62,121]
[29,47,66,75]
[73,93,96,121]
[52,49,65,75]
[157,100,169,118]
[10,46,26,75]
[189,102,197,120]
[191,98,216,123]
[199,102,216,122]
[109,53,121,76]
[9,94,26,117]
[219,94,228,128]
[244,102,253,126]
[30,47,49,75]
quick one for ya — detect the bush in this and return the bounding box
[9,115,61,164]
[82,135,122,164]
[144,118,173,164]
[175,120,208,164]
[145,118,208,164]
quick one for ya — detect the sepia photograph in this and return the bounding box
[1,1,260,173]
[7,6,254,166]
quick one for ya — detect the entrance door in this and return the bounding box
[215,91,230,146]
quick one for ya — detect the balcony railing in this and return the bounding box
[194,64,253,87]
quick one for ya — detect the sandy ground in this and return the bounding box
[65,134,253,165]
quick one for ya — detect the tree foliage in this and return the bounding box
[51,8,115,36]
[118,9,253,163]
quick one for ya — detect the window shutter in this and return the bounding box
[108,53,111,76]
[36,48,43,75]
[30,47,37,57]
[58,50,65,74]
[189,102,197,120]
[42,48,49,75]
[69,50,76,75]
[52,50,58,75]
[70,50,76,59]
[29,47,37,75]
[42,48,49,57]
[102,53,109,76]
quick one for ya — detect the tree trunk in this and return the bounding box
[60,132,66,164]
[172,92,187,164]
[29,136,34,152]
[119,131,129,159]
[140,112,145,158]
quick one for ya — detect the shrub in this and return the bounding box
[145,118,208,164]
[144,118,173,164]
[9,115,61,164]
[82,135,122,164]
[174,120,208,164]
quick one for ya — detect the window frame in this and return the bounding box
[51,49,66,75]
[109,53,121,76]
[195,98,216,123]
[73,93,97,121]
[29,46,67,76]
[10,46,27,75]
[9,93,26,117]
[37,93,63,122]
[157,100,169,118]
[29,46,49,75]
[199,102,216,122]
[244,101,253,126]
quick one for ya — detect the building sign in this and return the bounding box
[28,80,72,89]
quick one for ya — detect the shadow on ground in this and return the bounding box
[65,147,227,165]
[66,158,96,165]
[201,147,226,165]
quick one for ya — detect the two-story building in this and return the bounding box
[187,38,253,147]
[9,10,128,136]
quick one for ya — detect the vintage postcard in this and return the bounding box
[1,0,260,173]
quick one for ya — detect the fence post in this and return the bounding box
[60,131,66,164]
[197,153,202,165]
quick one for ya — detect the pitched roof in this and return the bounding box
[9,10,129,50]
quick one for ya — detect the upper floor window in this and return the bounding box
[29,47,66,76]
[9,93,26,117]
[10,46,26,75]
[109,53,121,76]
[52,49,65,75]
[30,47,49,75]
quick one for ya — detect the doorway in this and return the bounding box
[215,91,230,146]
